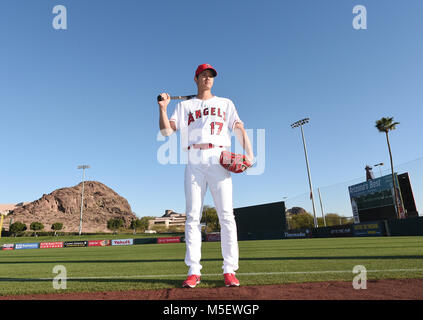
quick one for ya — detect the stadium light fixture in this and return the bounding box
[77,165,90,236]
[374,163,384,177]
[291,118,318,228]
[290,118,310,128]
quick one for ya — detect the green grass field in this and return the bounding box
[1,236,423,296]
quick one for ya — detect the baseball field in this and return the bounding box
[1,236,423,299]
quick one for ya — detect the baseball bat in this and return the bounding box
[157,94,196,102]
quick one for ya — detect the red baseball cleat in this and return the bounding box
[224,273,240,287]
[182,275,201,288]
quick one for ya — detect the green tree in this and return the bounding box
[51,222,63,236]
[150,224,167,233]
[130,219,143,234]
[107,218,124,234]
[375,117,401,218]
[289,212,314,230]
[30,222,44,236]
[9,222,27,237]
[139,216,155,231]
[201,205,220,233]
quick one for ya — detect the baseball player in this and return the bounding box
[158,63,253,288]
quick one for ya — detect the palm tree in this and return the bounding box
[375,117,401,218]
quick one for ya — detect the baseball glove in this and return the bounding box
[219,151,252,173]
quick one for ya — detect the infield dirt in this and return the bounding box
[1,279,423,300]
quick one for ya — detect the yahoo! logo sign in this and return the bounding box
[111,239,134,246]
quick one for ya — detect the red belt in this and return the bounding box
[188,143,223,150]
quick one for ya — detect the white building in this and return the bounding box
[149,210,186,229]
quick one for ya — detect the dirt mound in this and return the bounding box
[1,279,422,300]
[8,181,136,233]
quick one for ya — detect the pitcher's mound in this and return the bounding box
[1,279,423,300]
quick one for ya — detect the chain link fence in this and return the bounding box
[284,157,423,230]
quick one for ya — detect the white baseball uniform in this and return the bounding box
[170,96,242,275]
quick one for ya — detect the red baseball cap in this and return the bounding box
[195,63,217,78]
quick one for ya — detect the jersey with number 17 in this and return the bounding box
[169,96,243,150]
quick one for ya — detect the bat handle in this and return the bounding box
[157,95,164,102]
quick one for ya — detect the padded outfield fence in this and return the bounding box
[234,201,423,240]
[2,217,423,251]
[1,236,181,251]
[283,216,423,239]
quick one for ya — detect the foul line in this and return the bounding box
[2,268,423,281]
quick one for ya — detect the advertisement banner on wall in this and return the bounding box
[40,242,64,249]
[111,239,133,246]
[2,244,15,250]
[88,240,111,247]
[353,221,385,237]
[206,233,221,242]
[283,229,312,239]
[329,225,353,237]
[64,241,88,248]
[157,237,181,244]
[15,243,39,250]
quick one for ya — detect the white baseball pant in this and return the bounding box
[184,146,239,275]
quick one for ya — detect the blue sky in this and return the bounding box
[1,0,422,218]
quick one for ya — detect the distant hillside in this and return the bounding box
[8,181,137,233]
[286,207,308,216]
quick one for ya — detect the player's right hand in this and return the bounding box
[158,92,170,111]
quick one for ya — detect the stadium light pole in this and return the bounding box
[317,187,327,227]
[77,165,90,236]
[374,162,384,177]
[291,118,318,228]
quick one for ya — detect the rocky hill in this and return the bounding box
[8,181,137,233]
[286,207,308,216]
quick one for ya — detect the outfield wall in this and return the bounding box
[234,201,286,241]
[2,217,423,251]
[311,224,353,238]
[387,216,423,236]
[286,216,423,239]
[1,236,182,251]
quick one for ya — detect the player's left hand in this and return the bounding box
[220,151,253,174]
